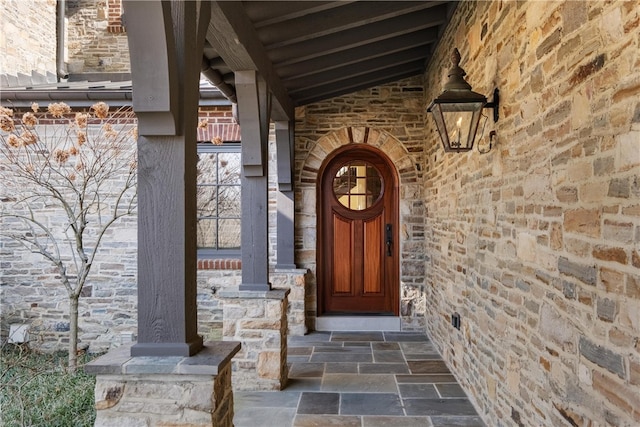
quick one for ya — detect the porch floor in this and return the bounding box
[234,331,485,426]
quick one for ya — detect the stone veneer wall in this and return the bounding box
[1,103,305,353]
[422,1,640,426]
[197,267,309,339]
[0,106,139,352]
[219,289,289,391]
[0,105,256,353]
[0,0,130,76]
[66,0,130,73]
[94,370,234,427]
[294,76,427,330]
[88,341,240,427]
[0,0,57,76]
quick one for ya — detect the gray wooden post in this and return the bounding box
[275,120,297,269]
[236,70,272,291]
[124,0,208,356]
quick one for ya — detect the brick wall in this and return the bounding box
[421,1,640,426]
[0,0,57,76]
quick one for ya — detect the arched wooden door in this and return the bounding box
[318,145,399,316]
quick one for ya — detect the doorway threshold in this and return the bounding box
[315,316,401,332]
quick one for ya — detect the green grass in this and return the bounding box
[0,346,96,427]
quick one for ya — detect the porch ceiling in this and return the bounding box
[1,1,458,116]
[205,1,457,117]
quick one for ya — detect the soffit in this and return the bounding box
[1,1,457,113]
[205,1,457,116]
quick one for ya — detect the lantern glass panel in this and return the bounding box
[430,101,484,152]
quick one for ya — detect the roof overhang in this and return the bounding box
[2,1,458,115]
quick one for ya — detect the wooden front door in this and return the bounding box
[318,145,399,316]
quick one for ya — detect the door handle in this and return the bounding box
[385,224,392,256]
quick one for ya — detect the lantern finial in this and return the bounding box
[451,48,461,67]
[444,48,471,91]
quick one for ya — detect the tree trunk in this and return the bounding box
[68,294,79,371]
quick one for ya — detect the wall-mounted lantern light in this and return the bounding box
[427,48,499,153]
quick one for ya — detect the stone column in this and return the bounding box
[219,288,290,390]
[271,268,309,336]
[86,341,240,427]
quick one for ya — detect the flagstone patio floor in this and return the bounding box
[234,331,485,426]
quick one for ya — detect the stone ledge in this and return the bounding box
[85,341,241,376]
[273,266,307,273]
[218,287,290,300]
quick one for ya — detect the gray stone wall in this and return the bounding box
[0,108,139,353]
[0,104,302,354]
[0,0,130,77]
[294,76,428,330]
[88,341,240,427]
[0,0,57,76]
[0,106,249,353]
[422,1,640,426]
[219,289,289,391]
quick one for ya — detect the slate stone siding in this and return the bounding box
[420,1,640,425]
[2,1,639,425]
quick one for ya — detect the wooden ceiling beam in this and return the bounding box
[284,49,429,92]
[207,1,294,121]
[268,5,447,65]
[277,29,439,80]
[257,1,444,48]
[244,1,351,28]
[291,65,423,105]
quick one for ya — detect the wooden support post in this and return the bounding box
[275,120,296,269]
[124,0,209,356]
[132,134,203,356]
[236,70,271,291]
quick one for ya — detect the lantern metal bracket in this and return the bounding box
[485,88,500,123]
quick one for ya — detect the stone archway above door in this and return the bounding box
[298,126,418,188]
[296,126,425,332]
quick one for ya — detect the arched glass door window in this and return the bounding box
[332,161,383,211]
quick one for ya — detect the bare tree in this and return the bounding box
[0,102,137,371]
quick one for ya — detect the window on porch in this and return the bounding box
[196,142,241,258]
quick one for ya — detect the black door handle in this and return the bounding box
[385,224,392,256]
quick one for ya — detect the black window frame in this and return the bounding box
[196,141,241,259]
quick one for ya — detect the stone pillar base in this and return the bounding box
[219,288,290,390]
[85,341,240,427]
[272,268,309,336]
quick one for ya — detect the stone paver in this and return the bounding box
[233,331,485,426]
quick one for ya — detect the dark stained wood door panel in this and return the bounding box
[318,145,398,316]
